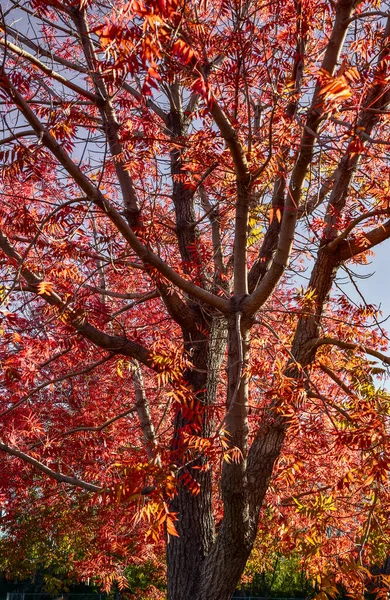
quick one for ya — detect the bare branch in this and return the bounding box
[347,11,389,24]
[358,487,378,565]
[4,26,87,72]
[110,291,160,318]
[0,441,155,496]
[199,186,226,276]
[0,37,97,102]
[122,82,167,123]
[53,407,137,439]
[0,441,101,492]
[307,390,354,423]
[280,484,333,506]
[71,8,141,227]
[208,100,251,294]
[132,360,161,465]
[6,1,76,36]
[318,361,357,399]
[0,129,35,145]
[313,337,390,366]
[4,24,167,122]
[299,171,335,217]
[337,218,390,260]
[86,286,159,301]
[209,101,250,182]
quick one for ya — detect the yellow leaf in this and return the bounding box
[38,281,54,295]
[117,361,124,378]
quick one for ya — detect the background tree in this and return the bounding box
[1,0,390,599]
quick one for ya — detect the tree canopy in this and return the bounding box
[1,0,390,599]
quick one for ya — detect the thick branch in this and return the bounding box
[248,11,307,294]
[71,8,141,227]
[248,175,285,293]
[336,218,390,260]
[288,16,390,369]
[209,101,250,181]
[199,186,226,278]
[327,210,390,251]
[208,100,251,294]
[157,282,202,331]
[168,99,204,271]
[132,360,161,465]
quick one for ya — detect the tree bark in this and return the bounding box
[167,314,228,600]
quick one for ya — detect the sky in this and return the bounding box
[345,242,390,323]
[337,242,390,388]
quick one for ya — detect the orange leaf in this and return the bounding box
[166,516,179,537]
[37,281,54,295]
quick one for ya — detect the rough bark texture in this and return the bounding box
[167,315,227,600]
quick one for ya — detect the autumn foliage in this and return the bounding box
[1,0,390,599]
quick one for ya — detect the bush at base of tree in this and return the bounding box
[241,554,314,599]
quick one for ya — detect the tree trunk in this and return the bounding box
[167,316,227,600]
[195,314,255,600]
[167,469,215,599]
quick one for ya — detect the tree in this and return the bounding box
[1,0,390,598]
